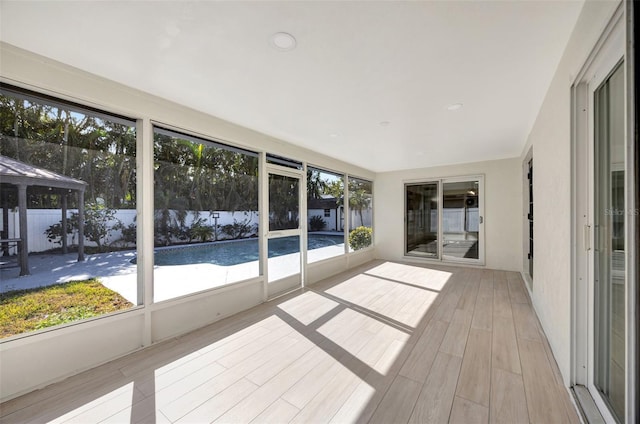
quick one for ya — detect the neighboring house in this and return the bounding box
[307,195,342,231]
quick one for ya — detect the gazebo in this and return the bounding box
[0,155,87,276]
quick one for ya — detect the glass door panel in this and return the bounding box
[268,236,301,283]
[405,183,439,258]
[442,180,480,261]
[593,61,625,421]
[269,174,299,231]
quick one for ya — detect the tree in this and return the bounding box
[347,178,372,227]
[0,93,137,211]
[307,169,327,199]
[82,202,121,251]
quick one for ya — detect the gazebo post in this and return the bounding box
[61,192,68,254]
[77,190,85,262]
[2,191,9,257]
[17,183,29,276]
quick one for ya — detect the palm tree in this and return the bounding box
[348,178,372,228]
[307,169,327,199]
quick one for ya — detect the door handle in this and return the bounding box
[479,216,483,224]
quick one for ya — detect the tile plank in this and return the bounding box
[490,368,528,424]
[506,272,529,304]
[174,378,258,423]
[456,328,492,407]
[450,396,489,424]
[511,303,542,342]
[492,316,521,374]
[518,338,568,424]
[439,308,473,357]
[216,347,328,423]
[250,399,299,424]
[368,375,422,424]
[409,351,462,424]
[399,319,448,383]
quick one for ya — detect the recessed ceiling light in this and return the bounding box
[379,121,390,126]
[329,133,339,138]
[446,103,463,111]
[270,32,296,51]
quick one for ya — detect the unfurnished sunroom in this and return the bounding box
[0,1,637,423]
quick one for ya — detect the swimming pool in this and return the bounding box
[147,234,344,267]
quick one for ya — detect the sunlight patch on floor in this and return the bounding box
[276,291,340,325]
[366,261,452,291]
[48,383,135,423]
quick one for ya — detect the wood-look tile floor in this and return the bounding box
[0,260,580,423]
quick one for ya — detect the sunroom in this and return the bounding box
[0,1,637,423]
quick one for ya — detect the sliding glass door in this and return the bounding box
[442,180,480,261]
[592,60,626,422]
[405,176,483,264]
[406,182,439,258]
[572,8,635,421]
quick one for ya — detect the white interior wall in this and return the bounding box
[518,0,620,386]
[0,43,375,402]
[374,158,522,271]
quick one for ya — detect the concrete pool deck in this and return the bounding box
[0,243,346,304]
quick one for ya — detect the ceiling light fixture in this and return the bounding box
[270,32,296,51]
[379,121,390,126]
[329,133,339,138]
[446,103,463,111]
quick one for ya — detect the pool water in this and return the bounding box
[148,234,344,267]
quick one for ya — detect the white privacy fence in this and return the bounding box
[0,206,378,254]
[408,208,479,233]
[307,207,373,232]
[0,209,260,254]
[348,208,373,230]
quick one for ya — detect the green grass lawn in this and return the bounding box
[0,279,133,339]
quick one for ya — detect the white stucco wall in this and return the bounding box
[374,157,522,272]
[518,0,621,386]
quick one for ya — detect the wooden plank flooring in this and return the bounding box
[0,260,580,423]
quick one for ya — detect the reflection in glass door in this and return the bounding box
[267,171,302,296]
[405,177,483,264]
[593,61,625,421]
[405,183,439,258]
[442,180,480,261]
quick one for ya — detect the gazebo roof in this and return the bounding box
[0,155,87,191]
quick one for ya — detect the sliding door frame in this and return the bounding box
[571,4,637,422]
[404,175,485,266]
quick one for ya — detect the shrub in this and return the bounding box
[44,214,79,246]
[349,226,372,251]
[82,203,121,251]
[119,222,137,245]
[44,202,121,251]
[309,215,326,232]
[111,220,137,247]
[221,218,256,239]
[190,219,215,242]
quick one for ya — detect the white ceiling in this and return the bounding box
[1,1,583,173]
